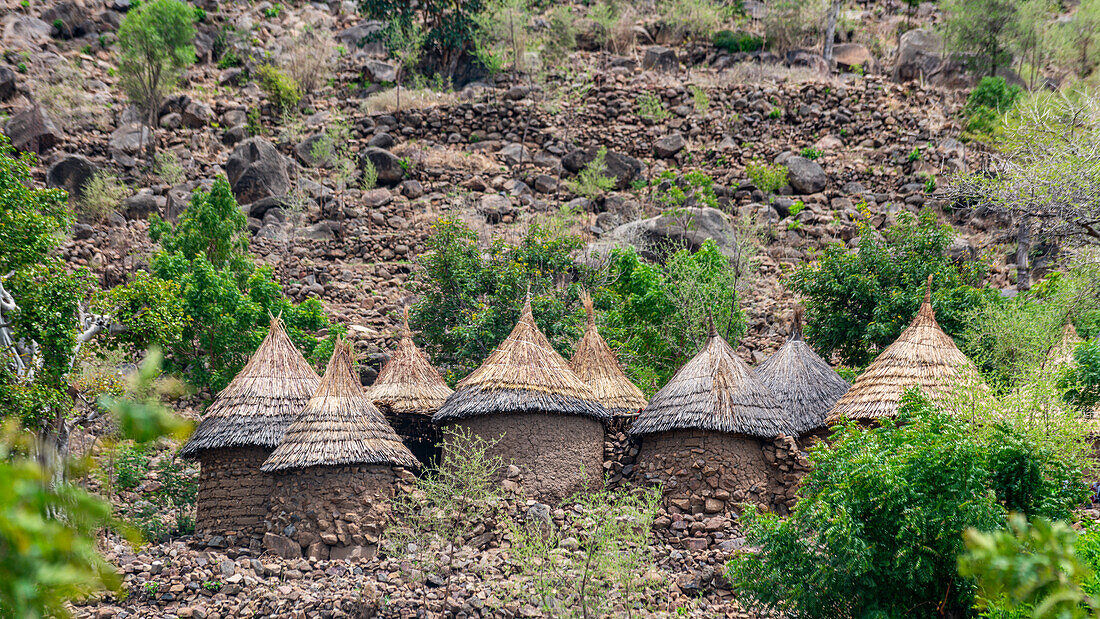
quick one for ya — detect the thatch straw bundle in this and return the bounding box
[182,317,320,457]
[568,291,647,416]
[367,308,453,416]
[434,296,610,422]
[262,340,418,471]
[756,308,850,436]
[630,322,793,438]
[825,276,986,424]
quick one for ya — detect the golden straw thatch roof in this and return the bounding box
[756,307,850,436]
[433,296,611,423]
[630,321,793,439]
[367,308,453,416]
[182,317,320,457]
[825,276,986,424]
[568,291,647,416]
[262,339,418,471]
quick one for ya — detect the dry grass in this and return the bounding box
[569,290,648,416]
[281,25,336,95]
[359,88,459,115]
[36,60,111,131]
[690,63,833,88]
[392,142,501,176]
[79,172,129,222]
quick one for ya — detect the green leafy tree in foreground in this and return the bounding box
[727,390,1087,618]
[789,207,993,367]
[117,0,195,130]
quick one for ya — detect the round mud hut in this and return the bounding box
[630,323,794,515]
[825,276,987,425]
[366,308,453,466]
[262,340,418,560]
[181,317,320,539]
[756,308,850,441]
[433,296,611,503]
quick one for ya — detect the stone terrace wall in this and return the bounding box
[196,447,273,539]
[264,464,414,561]
[445,413,604,504]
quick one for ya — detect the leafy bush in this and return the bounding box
[964,76,1022,138]
[789,207,993,367]
[657,0,728,41]
[712,29,763,53]
[255,64,301,112]
[728,390,1088,618]
[359,0,483,81]
[1063,339,1100,410]
[799,146,822,160]
[566,146,615,199]
[117,0,195,127]
[745,160,788,195]
[114,443,150,491]
[636,92,670,121]
[79,171,129,222]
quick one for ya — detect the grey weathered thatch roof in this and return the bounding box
[366,307,453,416]
[262,339,418,471]
[569,291,647,416]
[825,276,987,424]
[630,323,793,439]
[756,308,850,436]
[433,296,611,423]
[181,317,320,457]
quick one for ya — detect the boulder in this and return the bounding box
[367,132,394,148]
[562,148,644,190]
[109,123,153,157]
[654,133,685,158]
[642,46,678,71]
[611,207,739,260]
[0,67,16,101]
[498,143,529,167]
[226,137,290,205]
[46,155,99,202]
[122,190,160,219]
[337,20,383,49]
[262,533,301,560]
[181,100,214,128]
[294,133,332,168]
[785,156,827,194]
[329,545,376,562]
[893,29,942,82]
[41,1,91,39]
[2,15,52,47]
[786,49,828,74]
[5,106,61,154]
[363,60,397,83]
[361,147,404,186]
[833,43,872,72]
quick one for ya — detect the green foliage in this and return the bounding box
[712,29,763,53]
[657,0,729,41]
[566,146,615,199]
[114,443,150,491]
[799,146,822,160]
[689,85,709,115]
[146,178,335,391]
[254,64,301,112]
[1063,339,1100,410]
[745,160,788,195]
[964,76,1022,138]
[473,0,533,75]
[636,92,670,121]
[153,151,185,185]
[728,391,1088,618]
[0,138,71,276]
[653,170,719,212]
[359,0,484,80]
[117,0,195,125]
[78,171,129,222]
[1050,0,1100,79]
[789,207,993,367]
[942,0,1018,77]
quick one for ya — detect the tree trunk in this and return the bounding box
[823,0,841,67]
[1016,218,1031,292]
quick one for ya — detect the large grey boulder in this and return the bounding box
[46,155,99,202]
[654,133,685,159]
[109,123,153,157]
[642,46,678,71]
[4,106,61,154]
[2,15,52,47]
[611,207,738,260]
[562,148,644,190]
[226,137,290,205]
[0,67,16,101]
[893,29,943,82]
[41,1,91,39]
[785,156,827,194]
[361,147,404,186]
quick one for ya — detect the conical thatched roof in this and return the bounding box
[568,291,647,416]
[367,307,453,416]
[433,296,611,423]
[826,276,986,424]
[182,317,320,457]
[262,340,418,471]
[630,321,793,439]
[756,307,850,436]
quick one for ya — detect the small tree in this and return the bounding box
[117,0,195,140]
[942,0,1018,78]
[1051,0,1100,79]
[383,16,426,113]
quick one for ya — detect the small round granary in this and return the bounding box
[366,308,453,466]
[631,323,793,514]
[262,340,418,560]
[826,276,989,426]
[433,296,611,504]
[756,308,849,443]
[180,317,320,539]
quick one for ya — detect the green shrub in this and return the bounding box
[964,76,1022,138]
[745,160,788,195]
[359,0,483,80]
[566,146,616,199]
[712,29,763,52]
[117,0,195,126]
[789,207,993,367]
[799,146,822,160]
[254,64,301,112]
[114,443,150,491]
[728,390,1088,618]
[79,171,129,222]
[636,92,670,121]
[689,85,709,115]
[1063,339,1100,410]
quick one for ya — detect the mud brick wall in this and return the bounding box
[443,413,605,504]
[196,447,273,539]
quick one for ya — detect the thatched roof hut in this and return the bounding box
[825,276,986,424]
[368,307,453,416]
[182,316,320,457]
[568,291,647,417]
[756,308,850,437]
[434,296,610,423]
[263,339,417,471]
[630,323,792,439]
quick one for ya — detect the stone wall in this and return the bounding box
[604,416,640,488]
[379,406,441,468]
[264,464,414,561]
[444,413,604,504]
[196,447,273,539]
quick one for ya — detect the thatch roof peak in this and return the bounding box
[182,317,320,457]
[569,289,648,416]
[366,308,453,417]
[825,290,987,424]
[630,330,792,438]
[434,297,610,423]
[757,310,849,436]
[262,339,417,471]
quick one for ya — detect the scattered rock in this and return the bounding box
[893,29,942,82]
[109,123,154,158]
[785,156,828,194]
[642,46,678,71]
[226,137,290,205]
[46,155,99,203]
[5,106,62,154]
[654,133,685,159]
[262,533,301,560]
[562,148,644,190]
